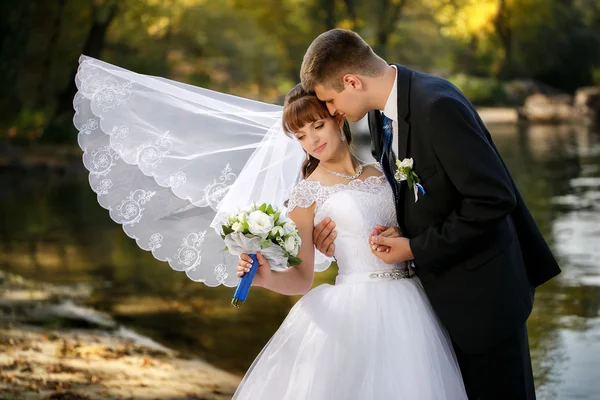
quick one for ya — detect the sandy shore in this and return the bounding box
[0,271,241,400]
[477,107,520,124]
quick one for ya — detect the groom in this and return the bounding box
[301,29,561,399]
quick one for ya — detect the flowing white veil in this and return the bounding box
[73,56,332,287]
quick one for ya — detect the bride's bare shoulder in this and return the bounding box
[361,163,384,178]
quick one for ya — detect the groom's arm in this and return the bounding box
[409,96,516,272]
[313,218,337,257]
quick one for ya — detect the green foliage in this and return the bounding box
[593,67,600,86]
[2,0,600,142]
[448,74,507,106]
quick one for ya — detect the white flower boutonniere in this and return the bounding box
[394,158,426,202]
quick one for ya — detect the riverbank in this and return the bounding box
[0,271,240,400]
[3,104,592,175]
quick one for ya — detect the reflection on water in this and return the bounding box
[1,124,599,398]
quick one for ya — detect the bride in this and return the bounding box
[232,84,467,399]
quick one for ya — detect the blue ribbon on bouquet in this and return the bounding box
[231,253,258,307]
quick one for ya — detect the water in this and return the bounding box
[1,124,599,399]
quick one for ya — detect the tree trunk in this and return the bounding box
[36,0,66,107]
[52,1,119,121]
[324,0,336,30]
[342,0,358,29]
[0,1,35,127]
[373,0,406,60]
[494,0,513,79]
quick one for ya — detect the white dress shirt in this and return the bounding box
[382,65,399,157]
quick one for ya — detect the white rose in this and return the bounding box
[293,236,302,255]
[270,226,284,237]
[282,222,296,236]
[394,170,407,182]
[231,222,243,233]
[284,236,296,253]
[237,213,247,223]
[396,158,414,169]
[247,210,274,238]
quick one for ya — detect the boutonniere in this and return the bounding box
[394,158,426,202]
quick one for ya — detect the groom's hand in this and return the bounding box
[313,217,337,257]
[370,236,414,264]
[369,225,402,253]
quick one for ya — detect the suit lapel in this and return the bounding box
[392,64,413,231]
[367,110,383,161]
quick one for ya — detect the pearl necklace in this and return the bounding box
[319,162,364,180]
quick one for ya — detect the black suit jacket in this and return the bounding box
[368,65,561,353]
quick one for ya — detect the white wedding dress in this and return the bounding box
[233,172,468,400]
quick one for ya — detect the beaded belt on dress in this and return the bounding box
[335,265,416,285]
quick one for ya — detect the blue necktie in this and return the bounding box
[380,114,398,201]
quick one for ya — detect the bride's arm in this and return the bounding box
[260,204,316,295]
[237,204,316,296]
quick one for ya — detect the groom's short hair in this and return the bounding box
[301,29,383,92]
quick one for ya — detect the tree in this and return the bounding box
[54,0,121,121]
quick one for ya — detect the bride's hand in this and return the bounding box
[237,252,272,287]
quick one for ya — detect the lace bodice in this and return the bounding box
[287,170,406,274]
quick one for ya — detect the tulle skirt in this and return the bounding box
[233,274,467,400]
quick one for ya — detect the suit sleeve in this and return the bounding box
[409,96,516,271]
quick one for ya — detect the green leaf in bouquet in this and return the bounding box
[260,239,273,248]
[224,246,229,251]
[266,204,274,214]
[273,212,281,223]
[259,203,267,213]
[243,221,249,232]
[222,225,234,236]
[288,256,302,266]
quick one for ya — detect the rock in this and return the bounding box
[574,86,600,123]
[503,78,564,106]
[522,93,576,123]
[46,392,92,400]
[24,300,118,330]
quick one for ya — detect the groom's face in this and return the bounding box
[314,82,367,123]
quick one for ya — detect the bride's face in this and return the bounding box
[292,116,345,161]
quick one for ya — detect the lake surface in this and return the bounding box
[1,123,599,399]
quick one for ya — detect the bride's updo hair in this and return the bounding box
[282,83,352,178]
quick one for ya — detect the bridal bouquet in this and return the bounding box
[220,203,302,307]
